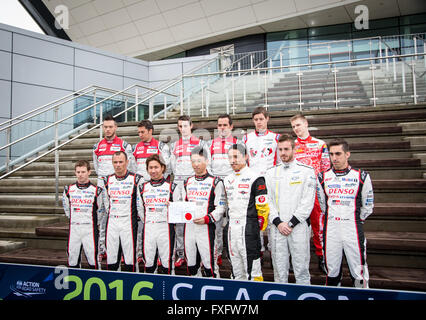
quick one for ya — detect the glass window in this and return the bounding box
[400,13,426,26]
[309,24,351,37]
[401,24,426,35]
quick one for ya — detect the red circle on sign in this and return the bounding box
[185,213,192,220]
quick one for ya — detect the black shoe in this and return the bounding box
[318,256,327,275]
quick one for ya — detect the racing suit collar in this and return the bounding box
[195,172,209,181]
[150,177,166,186]
[281,159,296,169]
[255,129,269,136]
[114,171,130,180]
[234,165,249,176]
[104,136,118,143]
[333,166,352,176]
[76,181,91,189]
[297,135,312,143]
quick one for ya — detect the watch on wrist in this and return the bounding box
[288,221,294,228]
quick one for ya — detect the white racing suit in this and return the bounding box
[102,171,143,272]
[265,160,316,284]
[223,166,269,281]
[63,182,103,269]
[317,166,374,288]
[139,177,180,274]
[93,136,134,254]
[183,173,225,277]
[132,138,171,260]
[242,130,280,175]
[169,136,208,260]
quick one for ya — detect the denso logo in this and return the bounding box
[71,198,93,204]
[188,190,208,197]
[328,188,355,195]
[110,190,131,196]
[145,198,167,203]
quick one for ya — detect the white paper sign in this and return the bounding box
[168,201,198,224]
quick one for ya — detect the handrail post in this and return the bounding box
[200,79,205,117]
[5,123,11,173]
[163,95,168,120]
[93,89,97,124]
[54,107,60,207]
[135,88,139,122]
[180,77,184,115]
[370,61,377,107]
[333,66,339,109]
[99,104,103,140]
[411,60,418,104]
[264,74,268,110]
[149,98,154,121]
[297,72,303,111]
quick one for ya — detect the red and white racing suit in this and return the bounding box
[93,136,134,178]
[183,173,225,277]
[317,166,374,288]
[294,135,330,258]
[133,138,170,181]
[223,166,270,281]
[102,171,143,272]
[63,182,103,269]
[93,136,134,254]
[170,135,208,259]
[139,178,179,274]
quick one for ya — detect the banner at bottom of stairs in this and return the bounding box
[0,263,424,301]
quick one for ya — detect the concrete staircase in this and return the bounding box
[0,103,425,291]
[177,60,426,117]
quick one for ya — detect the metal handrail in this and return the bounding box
[0,84,171,134]
[181,52,425,78]
[0,85,94,130]
[0,83,178,153]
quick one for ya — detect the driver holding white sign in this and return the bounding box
[182,146,225,277]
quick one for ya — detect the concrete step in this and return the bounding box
[0,240,26,254]
[0,206,64,214]
[0,214,60,228]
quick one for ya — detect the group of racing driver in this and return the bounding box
[63,106,374,288]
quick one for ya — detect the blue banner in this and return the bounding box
[0,263,425,301]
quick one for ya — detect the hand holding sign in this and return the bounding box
[168,201,198,223]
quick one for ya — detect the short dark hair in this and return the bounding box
[227,143,247,157]
[329,139,349,152]
[218,114,233,125]
[252,106,269,119]
[104,114,115,123]
[278,133,295,148]
[112,151,127,160]
[138,119,154,132]
[190,146,208,159]
[146,154,166,173]
[75,160,90,171]
[178,115,192,125]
